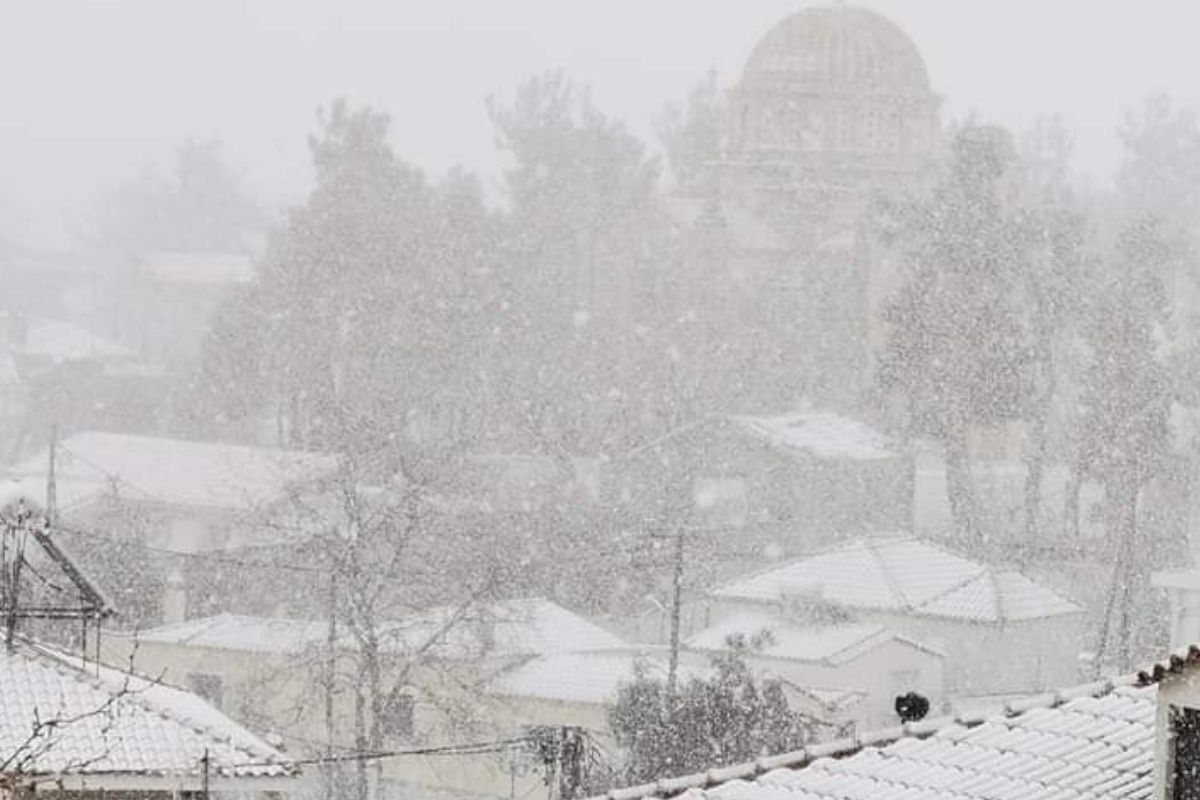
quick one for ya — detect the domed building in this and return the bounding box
[663,4,941,412]
[729,7,937,156]
[723,5,939,218]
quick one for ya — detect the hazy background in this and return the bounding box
[5,0,1200,247]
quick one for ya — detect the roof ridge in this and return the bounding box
[590,669,1146,800]
[822,625,897,666]
[988,565,1006,622]
[863,539,913,610]
[911,569,990,617]
[712,537,892,597]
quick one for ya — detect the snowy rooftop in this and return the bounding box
[685,614,941,664]
[597,677,1155,800]
[119,598,628,660]
[731,411,895,461]
[0,639,296,787]
[124,613,328,655]
[713,536,1083,623]
[140,251,255,286]
[489,650,704,706]
[13,316,137,363]
[378,597,629,658]
[8,431,339,513]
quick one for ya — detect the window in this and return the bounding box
[1172,705,1200,800]
[379,688,416,741]
[187,672,224,709]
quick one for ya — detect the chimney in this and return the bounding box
[1152,569,1200,650]
[162,568,187,623]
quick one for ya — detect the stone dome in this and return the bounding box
[741,5,932,97]
[726,5,939,158]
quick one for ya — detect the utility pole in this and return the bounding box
[200,749,210,800]
[325,569,338,800]
[666,524,685,703]
[537,726,586,800]
[46,424,57,527]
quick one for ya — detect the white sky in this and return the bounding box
[4,0,1200,247]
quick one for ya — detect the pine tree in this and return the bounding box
[878,125,1033,548]
[1080,217,1173,669]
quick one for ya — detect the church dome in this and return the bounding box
[727,5,939,159]
[741,5,931,97]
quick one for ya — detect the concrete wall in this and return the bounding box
[684,638,944,731]
[859,610,1085,697]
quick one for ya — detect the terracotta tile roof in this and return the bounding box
[0,640,296,784]
[1136,642,1200,685]
[591,674,1154,800]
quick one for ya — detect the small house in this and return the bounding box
[710,535,1085,697]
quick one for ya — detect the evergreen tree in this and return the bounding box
[92,138,264,255]
[186,100,497,449]
[655,70,722,187]
[878,125,1033,547]
[487,71,661,455]
[1079,217,1174,669]
[1117,93,1200,220]
[1014,117,1091,549]
[609,646,815,785]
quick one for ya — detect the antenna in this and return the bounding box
[46,424,58,527]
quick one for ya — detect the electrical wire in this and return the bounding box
[237,736,531,768]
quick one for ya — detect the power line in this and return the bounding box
[239,736,531,768]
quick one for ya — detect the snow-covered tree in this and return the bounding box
[609,646,815,786]
[1080,216,1174,669]
[878,124,1033,547]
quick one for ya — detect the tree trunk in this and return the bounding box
[354,661,368,800]
[1096,477,1139,672]
[943,416,982,549]
[365,634,383,800]
[1022,405,1049,563]
[1064,462,1082,542]
[665,524,684,706]
[1112,478,1140,671]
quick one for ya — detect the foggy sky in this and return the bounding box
[4,0,1200,249]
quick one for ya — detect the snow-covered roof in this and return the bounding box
[731,411,895,461]
[379,597,629,659]
[712,536,1083,623]
[140,251,255,286]
[13,316,136,363]
[489,650,702,706]
[784,684,866,715]
[124,613,328,655]
[685,614,942,664]
[0,476,108,516]
[119,598,628,661]
[0,640,296,789]
[8,432,339,513]
[597,676,1154,800]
